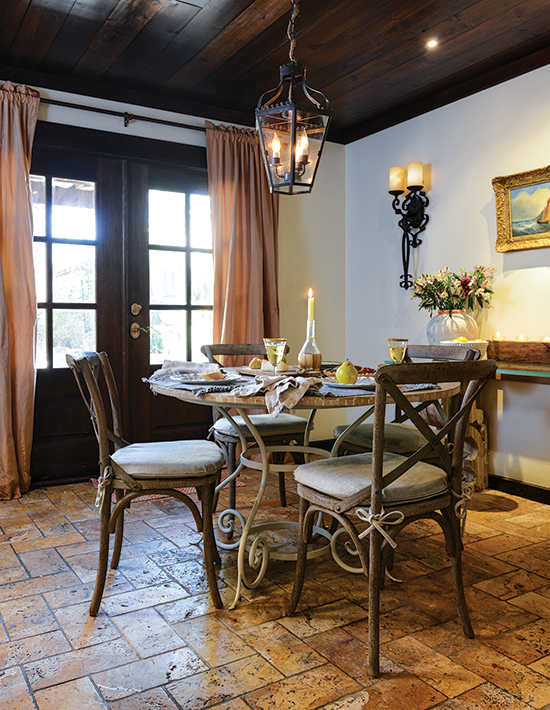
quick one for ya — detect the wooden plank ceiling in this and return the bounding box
[1,0,550,144]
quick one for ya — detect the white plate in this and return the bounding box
[170,373,244,386]
[323,377,376,389]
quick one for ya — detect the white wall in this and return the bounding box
[345,65,550,487]
[278,142,347,439]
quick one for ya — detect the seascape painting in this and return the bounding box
[493,166,550,252]
[510,180,550,237]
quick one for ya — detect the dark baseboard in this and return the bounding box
[488,475,550,505]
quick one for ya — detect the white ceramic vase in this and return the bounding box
[426,309,478,344]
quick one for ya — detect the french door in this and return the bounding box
[30,129,214,485]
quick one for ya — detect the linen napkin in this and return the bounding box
[230,373,323,416]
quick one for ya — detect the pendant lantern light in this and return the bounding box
[255,0,331,195]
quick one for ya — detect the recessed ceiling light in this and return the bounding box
[427,39,438,48]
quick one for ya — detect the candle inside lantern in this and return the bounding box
[308,288,314,320]
[541,336,550,342]
[515,334,529,342]
[493,332,505,341]
[271,133,281,162]
[296,130,309,163]
[389,166,405,192]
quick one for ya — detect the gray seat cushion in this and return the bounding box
[294,452,448,504]
[111,439,225,479]
[334,422,427,454]
[213,413,307,439]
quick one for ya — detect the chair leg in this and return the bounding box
[287,497,312,615]
[271,451,287,507]
[368,527,382,678]
[110,489,124,569]
[89,490,113,617]
[199,481,223,609]
[448,513,474,638]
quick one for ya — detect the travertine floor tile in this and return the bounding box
[55,603,121,649]
[108,686,181,709]
[454,643,550,707]
[1,483,550,710]
[0,629,70,669]
[382,636,483,697]
[240,620,325,676]
[244,663,361,710]
[0,664,37,710]
[93,647,207,701]
[174,613,253,666]
[25,637,137,690]
[0,594,59,640]
[111,607,186,658]
[278,598,368,639]
[349,673,446,709]
[99,582,190,616]
[34,676,107,710]
[473,567,549,599]
[437,681,531,709]
[167,654,283,709]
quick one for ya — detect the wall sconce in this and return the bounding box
[389,162,429,289]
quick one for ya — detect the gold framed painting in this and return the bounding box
[492,165,550,252]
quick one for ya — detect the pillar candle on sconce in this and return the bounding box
[389,162,429,290]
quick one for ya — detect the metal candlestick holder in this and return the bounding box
[298,319,322,370]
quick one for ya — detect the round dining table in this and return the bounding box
[149,375,460,608]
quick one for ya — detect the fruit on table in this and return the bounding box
[336,360,358,384]
[451,337,469,343]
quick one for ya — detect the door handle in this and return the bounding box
[130,322,150,339]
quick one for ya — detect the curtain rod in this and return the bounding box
[40,98,207,132]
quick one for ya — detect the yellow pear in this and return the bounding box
[336,360,358,384]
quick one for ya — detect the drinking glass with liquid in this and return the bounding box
[263,338,287,366]
[387,338,408,364]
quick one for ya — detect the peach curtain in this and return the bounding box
[0,82,40,499]
[205,122,279,364]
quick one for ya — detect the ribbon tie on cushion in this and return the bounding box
[356,507,405,549]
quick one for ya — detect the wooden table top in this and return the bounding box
[150,380,461,410]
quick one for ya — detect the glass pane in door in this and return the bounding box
[150,310,187,364]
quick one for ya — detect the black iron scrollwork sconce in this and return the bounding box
[389,162,429,289]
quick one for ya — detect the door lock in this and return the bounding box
[130,303,142,316]
[130,322,150,339]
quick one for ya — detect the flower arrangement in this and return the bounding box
[411,265,496,316]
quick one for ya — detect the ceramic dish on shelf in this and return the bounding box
[440,340,488,358]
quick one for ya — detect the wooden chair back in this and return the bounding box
[66,351,129,475]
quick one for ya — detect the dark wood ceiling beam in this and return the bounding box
[163,0,289,93]
[39,0,122,73]
[196,0,352,110]
[8,0,74,68]
[0,62,254,127]
[0,0,32,57]
[135,0,255,88]
[339,37,550,144]
[104,1,200,82]
[70,0,166,80]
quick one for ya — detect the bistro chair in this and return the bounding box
[66,351,224,615]
[287,358,497,677]
[201,343,309,509]
[333,344,481,457]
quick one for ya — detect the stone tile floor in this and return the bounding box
[1,468,550,709]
